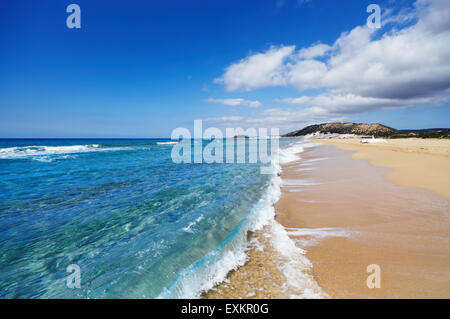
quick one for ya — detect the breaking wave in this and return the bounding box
[0,144,127,161]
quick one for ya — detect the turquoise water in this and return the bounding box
[0,138,293,298]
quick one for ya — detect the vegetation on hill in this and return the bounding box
[391,129,450,139]
[283,123,399,137]
[283,123,450,138]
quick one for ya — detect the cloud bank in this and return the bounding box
[212,0,450,131]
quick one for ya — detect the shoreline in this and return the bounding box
[205,140,325,299]
[205,138,450,299]
[277,140,450,298]
[314,138,450,199]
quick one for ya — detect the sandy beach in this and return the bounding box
[316,138,450,199]
[207,138,450,298]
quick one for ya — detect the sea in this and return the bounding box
[0,138,316,298]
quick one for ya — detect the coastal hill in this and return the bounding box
[283,123,400,137]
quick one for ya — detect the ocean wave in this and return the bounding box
[0,144,126,161]
[182,215,204,233]
[158,147,282,298]
[267,221,324,298]
[156,141,178,145]
[278,140,316,165]
[158,139,323,299]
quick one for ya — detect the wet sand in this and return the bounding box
[205,227,298,299]
[316,138,450,199]
[205,223,325,299]
[206,140,450,299]
[277,144,450,298]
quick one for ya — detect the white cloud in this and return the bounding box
[317,14,450,100]
[215,0,450,120]
[297,43,331,59]
[235,106,346,133]
[287,59,328,90]
[214,46,295,91]
[225,93,432,133]
[283,93,433,113]
[205,98,261,108]
[282,96,311,105]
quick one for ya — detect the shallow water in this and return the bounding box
[0,138,306,298]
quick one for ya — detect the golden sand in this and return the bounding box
[315,138,450,199]
[206,138,450,298]
[277,142,450,298]
[204,228,291,299]
[204,225,325,299]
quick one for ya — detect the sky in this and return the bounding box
[0,0,449,137]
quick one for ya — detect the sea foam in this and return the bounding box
[158,139,323,299]
[0,144,125,161]
[156,141,178,145]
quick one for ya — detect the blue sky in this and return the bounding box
[0,0,449,137]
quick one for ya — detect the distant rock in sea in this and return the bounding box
[283,123,400,138]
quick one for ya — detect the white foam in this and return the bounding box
[183,215,204,233]
[296,199,321,203]
[157,230,250,298]
[282,179,320,186]
[296,167,316,171]
[287,189,305,193]
[158,169,282,299]
[298,141,319,148]
[286,227,352,247]
[302,157,328,164]
[0,144,125,160]
[158,140,324,299]
[32,156,53,162]
[277,142,321,166]
[268,141,326,297]
[266,222,324,298]
[157,141,178,145]
[278,143,304,164]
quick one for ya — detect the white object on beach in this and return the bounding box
[360,136,387,144]
[304,132,360,139]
